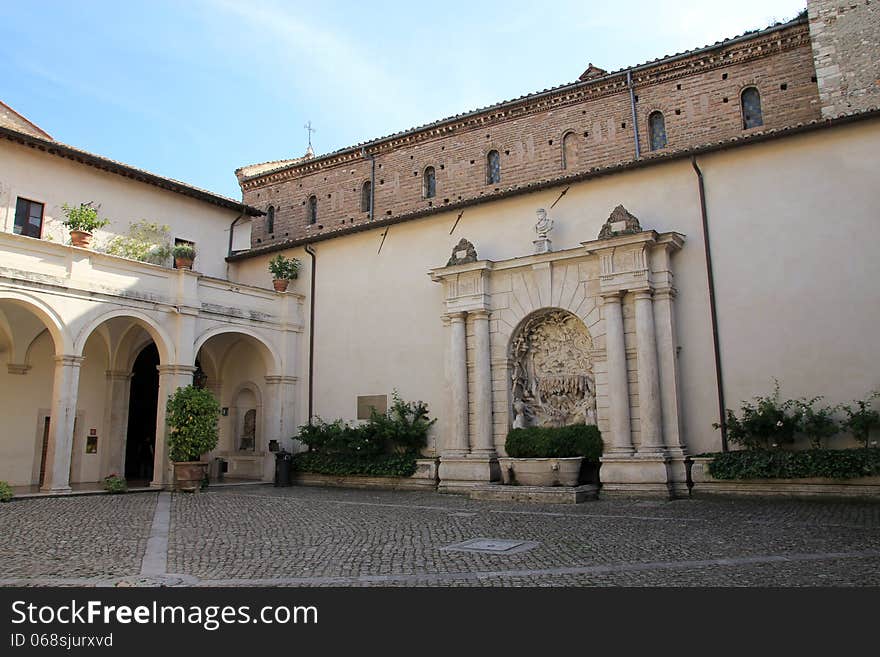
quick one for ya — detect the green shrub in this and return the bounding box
[104,220,172,265]
[840,392,880,448]
[102,474,127,494]
[292,392,435,477]
[505,424,603,460]
[291,452,418,478]
[705,448,880,480]
[61,202,109,233]
[0,480,13,503]
[714,381,799,450]
[166,385,220,462]
[268,254,301,280]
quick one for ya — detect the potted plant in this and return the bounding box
[166,385,220,492]
[102,473,127,494]
[500,424,603,487]
[172,243,196,270]
[268,254,301,292]
[61,202,109,248]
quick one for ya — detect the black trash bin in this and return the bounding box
[274,450,292,487]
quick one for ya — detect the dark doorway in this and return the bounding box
[125,343,159,481]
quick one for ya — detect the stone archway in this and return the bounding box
[509,309,597,429]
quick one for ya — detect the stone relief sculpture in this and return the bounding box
[447,238,478,266]
[510,309,597,428]
[597,204,642,240]
[239,408,256,451]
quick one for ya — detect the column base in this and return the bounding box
[438,456,500,493]
[599,451,689,498]
[39,485,72,494]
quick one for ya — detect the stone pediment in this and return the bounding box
[447,238,478,266]
[598,205,642,240]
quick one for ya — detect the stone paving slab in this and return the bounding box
[2,485,880,586]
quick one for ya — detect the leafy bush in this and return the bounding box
[715,381,799,450]
[61,202,109,233]
[291,452,418,478]
[268,254,301,280]
[793,397,839,449]
[166,385,220,462]
[705,448,880,480]
[292,393,435,477]
[172,243,196,260]
[505,424,603,461]
[105,220,172,265]
[840,392,880,448]
[0,480,13,503]
[102,474,127,494]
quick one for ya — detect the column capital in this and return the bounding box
[653,286,677,301]
[444,311,468,323]
[53,355,85,367]
[469,309,491,321]
[105,370,134,382]
[600,290,625,302]
[157,364,196,376]
[6,363,31,375]
[631,286,654,301]
[265,375,298,385]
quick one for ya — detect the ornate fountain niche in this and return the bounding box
[510,309,597,430]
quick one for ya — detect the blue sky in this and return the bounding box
[1,0,806,199]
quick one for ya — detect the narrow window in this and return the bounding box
[741,87,763,129]
[648,111,667,151]
[562,131,577,169]
[361,181,371,213]
[486,150,501,185]
[423,166,436,198]
[13,197,44,238]
[308,195,317,224]
[266,205,275,233]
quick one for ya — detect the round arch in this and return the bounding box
[0,290,70,354]
[73,308,173,365]
[193,326,281,375]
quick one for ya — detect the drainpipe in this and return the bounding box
[691,156,728,452]
[304,244,317,426]
[362,147,376,221]
[627,70,641,159]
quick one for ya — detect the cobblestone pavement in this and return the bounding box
[2,486,880,586]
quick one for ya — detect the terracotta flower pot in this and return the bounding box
[273,279,290,292]
[175,257,194,270]
[69,230,92,248]
[172,461,208,492]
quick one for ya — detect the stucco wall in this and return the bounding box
[0,140,241,280]
[230,118,880,455]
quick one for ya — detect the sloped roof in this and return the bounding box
[0,100,52,140]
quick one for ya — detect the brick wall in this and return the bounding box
[242,20,820,248]
[808,0,880,117]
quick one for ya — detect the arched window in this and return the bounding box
[307,195,317,224]
[423,166,436,198]
[741,87,763,129]
[266,205,275,233]
[562,131,577,169]
[648,111,667,151]
[361,181,371,213]
[486,150,501,185]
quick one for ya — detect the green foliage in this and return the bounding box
[291,452,418,478]
[102,474,127,494]
[104,220,172,265]
[166,385,220,462]
[0,480,13,503]
[268,254,301,280]
[840,392,880,448]
[714,381,799,450]
[505,424,603,460]
[793,397,839,449]
[705,448,880,480]
[172,243,196,260]
[293,393,435,477]
[61,202,109,233]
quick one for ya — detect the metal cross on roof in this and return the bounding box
[304,121,315,149]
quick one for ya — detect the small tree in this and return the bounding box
[166,385,220,462]
[105,220,172,265]
[794,396,839,449]
[714,381,798,450]
[61,202,110,233]
[841,392,880,448]
[268,254,301,280]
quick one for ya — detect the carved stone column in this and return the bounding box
[40,355,84,493]
[152,364,196,489]
[470,310,495,455]
[446,312,469,457]
[602,293,633,454]
[653,287,684,451]
[633,288,664,452]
